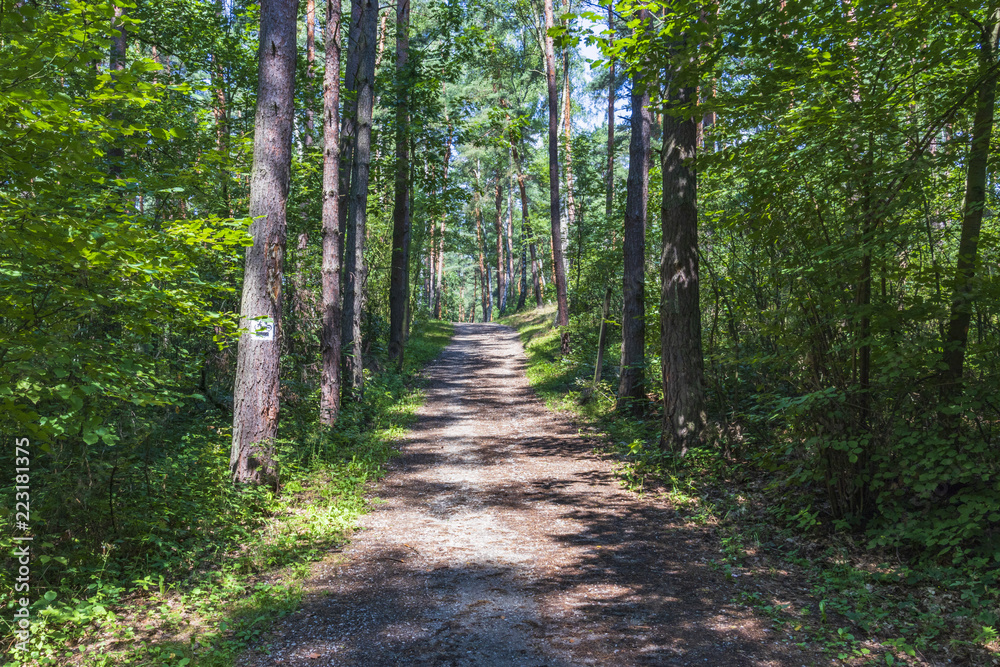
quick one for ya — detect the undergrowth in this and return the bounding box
[499,306,1000,666]
[1,319,453,666]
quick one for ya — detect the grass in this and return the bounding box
[499,306,1000,667]
[1,319,453,667]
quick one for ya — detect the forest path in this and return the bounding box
[240,323,818,666]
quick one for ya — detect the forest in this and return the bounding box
[2,0,1000,664]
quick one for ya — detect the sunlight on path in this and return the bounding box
[239,323,822,667]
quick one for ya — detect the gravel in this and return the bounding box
[238,323,824,666]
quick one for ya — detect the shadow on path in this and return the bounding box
[238,323,822,667]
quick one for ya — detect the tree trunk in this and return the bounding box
[231,0,299,485]
[560,0,575,285]
[942,5,1000,396]
[512,142,538,309]
[374,9,389,71]
[475,162,490,321]
[341,0,379,398]
[543,0,569,353]
[660,74,704,452]
[319,0,343,426]
[428,220,436,308]
[472,261,478,322]
[109,5,127,179]
[494,173,507,314]
[388,0,410,368]
[304,0,316,146]
[514,150,530,311]
[606,1,615,222]
[433,116,453,319]
[484,257,493,321]
[618,14,651,414]
[506,165,515,311]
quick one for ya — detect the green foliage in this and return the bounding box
[1,320,452,665]
[506,305,1000,663]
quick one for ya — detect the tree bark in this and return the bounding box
[560,0,575,285]
[428,220,436,308]
[506,164,515,311]
[304,0,316,146]
[109,5,127,179]
[211,0,232,213]
[231,0,299,485]
[388,0,410,368]
[514,146,531,311]
[512,142,539,308]
[942,5,1000,395]
[319,0,343,426]
[618,13,651,414]
[543,0,569,353]
[606,2,615,223]
[475,163,491,321]
[660,71,704,452]
[341,0,379,398]
[433,116,453,319]
[494,173,507,314]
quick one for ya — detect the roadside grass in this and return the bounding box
[499,306,1000,667]
[2,320,453,667]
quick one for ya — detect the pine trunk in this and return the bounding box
[542,0,569,353]
[495,174,507,314]
[388,0,411,368]
[618,17,651,414]
[660,76,704,452]
[304,0,316,146]
[319,0,343,426]
[231,0,299,485]
[942,5,1000,396]
[605,3,615,222]
[341,0,379,398]
[475,164,491,321]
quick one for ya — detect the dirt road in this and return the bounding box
[240,323,819,666]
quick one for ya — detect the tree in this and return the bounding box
[617,8,651,414]
[231,0,299,485]
[513,140,535,310]
[605,1,616,224]
[341,0,379,397]
[941,3,1000,398]
[388,0,411,368]
[660,33,703,452]
[320,0,343,425]
[542,0,570,353]
[494,170,507,313]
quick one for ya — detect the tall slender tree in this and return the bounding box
[618,8,651,414]
[941,4,1000,398]
[542,0,569,353]
[388,0,411,367]
[342,0,379,397]
[304,0,317,145]
[108,5,127,179]
[319,0,343,426]
[560,0,575,284]
[606,1,615,223]
[660,38,704,451]
[475,161,492,320]
[433,115,453,319]
[494,172,507,313]
[231,0,299,485]
[512,141,540,307]
[513,145,530,310]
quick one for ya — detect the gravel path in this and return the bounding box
[241,323,820,666]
